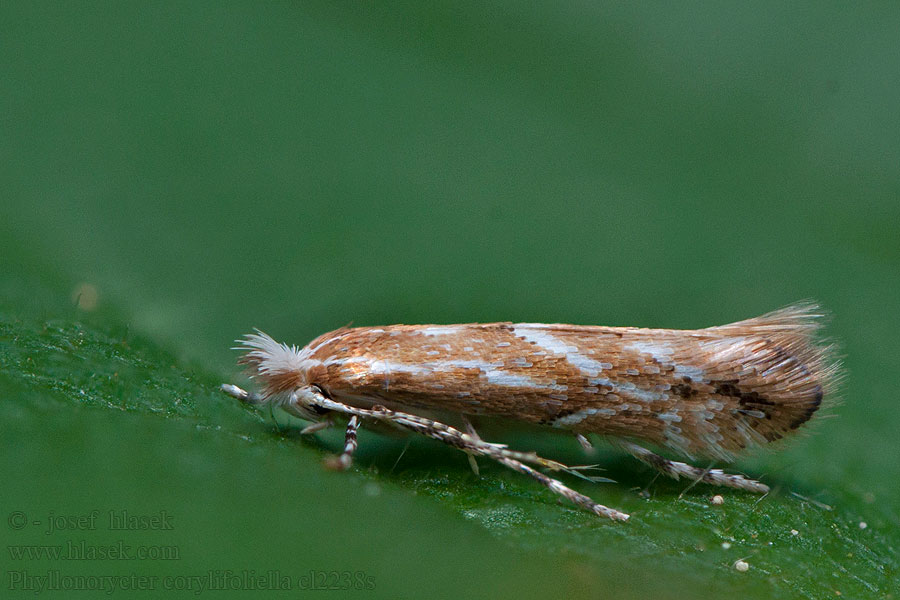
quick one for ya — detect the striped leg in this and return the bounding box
[305,394,629,521]
[222,383,627,521]
[619,441,770,493]
[323,416,360,471]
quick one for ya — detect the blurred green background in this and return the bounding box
[2,2,898,598]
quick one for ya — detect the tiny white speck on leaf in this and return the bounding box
[71,282,99,311]
[790,529,799,536]
[734,559,749,572]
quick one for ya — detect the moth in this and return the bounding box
[221,302,839,521]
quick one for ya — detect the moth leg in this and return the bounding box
[619,440,770,494]
[304,392,628,521]
[220,383,265,404]
[492,456,626,520]
[323,416,360,471]
[300,421,332,435]
[461,415,480,439]
[575,433,594,453]
[461,416,481,475]
[372,408,625,519]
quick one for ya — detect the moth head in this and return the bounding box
[235,330,317,400]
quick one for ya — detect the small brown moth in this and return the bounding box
[222,302,839,521]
